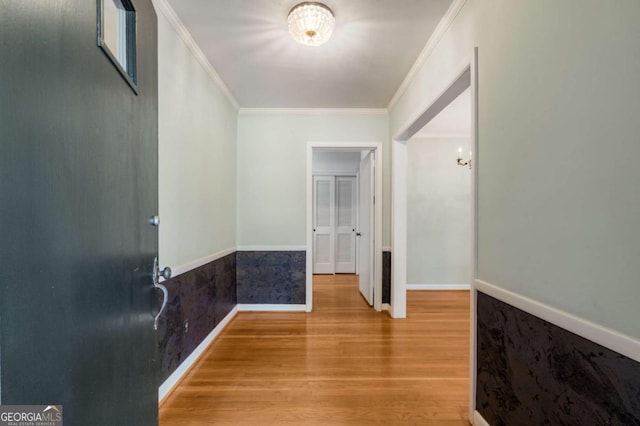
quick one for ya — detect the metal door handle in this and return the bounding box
[157,266,172,280]
[154,284,168,331]
[152,257,171,330]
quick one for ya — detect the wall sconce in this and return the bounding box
[457,147,472,169]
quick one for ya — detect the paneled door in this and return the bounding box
[0,1,159,424]
[313,176,335,273]
[335,177,357,273]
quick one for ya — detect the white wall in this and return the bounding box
[313,151,361,174]
[157,10,238,268]
[390,0,640,338]
[237,112,389,247]
[407,137,471,285]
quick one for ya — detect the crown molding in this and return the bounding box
[152,0,240,110]
[386,0,468,111]
[238,108,388,116]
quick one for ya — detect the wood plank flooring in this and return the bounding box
[159,275,470,425]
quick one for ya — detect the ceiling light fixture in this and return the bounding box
[287,2,335,47]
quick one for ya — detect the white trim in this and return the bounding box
[411,133,472,139]
[306,144,314,312]
[393,61,472,142]
[168,247,236,278]
[386,0,468,110]
[473,411,491,426]
[391,139,408,319]
[382,246,392,252]
[407,284,470,291]
[151,0,239,110]
[475,279,640,363]
[469,47,480,422]
[374,147,384,312]
[306,142,383,314]
[238,108,388,116]
[236,246,307,252]
[158,306,238,403]
[381,303,390,311]
[309,142,384,150]
[312,171,358,177]
[237,304,307,312]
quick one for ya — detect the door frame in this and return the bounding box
[306,142,383,312]
[390,48,478,419]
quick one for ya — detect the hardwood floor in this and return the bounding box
[159,275,470,425]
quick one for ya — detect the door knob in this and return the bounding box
[157,266,172,281]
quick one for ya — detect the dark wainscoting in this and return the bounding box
[382,251,391,304]
[476,292,640,426]
[237,251,306,304]
[157,253,237,383]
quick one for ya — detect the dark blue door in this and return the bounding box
[0,0,159,424]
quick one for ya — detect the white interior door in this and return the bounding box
[313,176,335,274]
[335,176,357,273]
[358,152,375,304]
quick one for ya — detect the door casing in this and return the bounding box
[357,152,375,305]
[391,48,479,421]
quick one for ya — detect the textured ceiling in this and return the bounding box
[165,0,454,108]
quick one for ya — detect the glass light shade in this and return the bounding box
[287,2,335,47]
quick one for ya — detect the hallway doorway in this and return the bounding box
[391,48,478,420]
[406,87,472,294]
[311,148,377,307]
[306,142,383,313]
[311,150,360,275]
